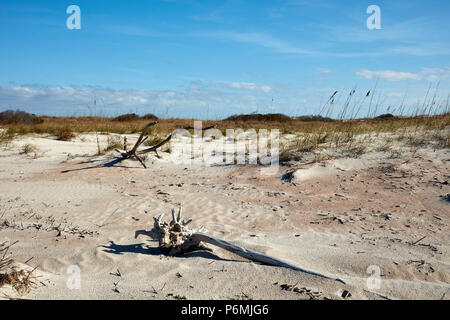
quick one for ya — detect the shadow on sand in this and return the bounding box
[100,240,243,263]
[61,156,142,173]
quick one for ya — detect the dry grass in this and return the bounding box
[105,134,123,151]
[0,240,37,296]
[0,128,15,146]
[278,114,449,164]
[56,128,75,141]
[432,130,450,149]
[1,113,448,136]
[21,143,37,155]
[144,135,165,147]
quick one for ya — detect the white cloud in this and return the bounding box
[204,31,318,55]
[356,69,421,81]
[420,67,450,81]
[355,70,415,82]
[0,85,211,116]
[106,25,164,37]
[391,45,450,57]
[212,82,273,92]
[0,83,278,118]
[193,30,376,57]
[356,68,450,82]
[315,68,332,75]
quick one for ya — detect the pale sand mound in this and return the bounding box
[0,133,449,300]
[292,156,381,182]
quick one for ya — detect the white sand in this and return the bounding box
[0,133,449,300]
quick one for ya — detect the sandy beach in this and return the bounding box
[1,0,450,305]
[0,131,448,300]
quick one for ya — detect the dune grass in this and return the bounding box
[0,240,37,296]
[0,128,15,146]
[277,113,449,163]
[0,98,448,164]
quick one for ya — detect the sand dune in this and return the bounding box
[0,133,449,300]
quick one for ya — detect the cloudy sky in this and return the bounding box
[0,0,449,118]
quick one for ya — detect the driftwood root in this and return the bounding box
[135,207,346,284]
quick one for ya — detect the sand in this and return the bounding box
[0,132,449,300]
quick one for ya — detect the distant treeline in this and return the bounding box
[0,110,159,124]
[0,110,43,125]
[112,113,158,122]
[223,113,396,122]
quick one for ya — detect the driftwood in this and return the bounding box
[115,121,158,168]
[135,207,345,284]
[115,121,217,168]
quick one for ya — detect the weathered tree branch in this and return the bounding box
[137,124,217,155]
[115,121,158,168]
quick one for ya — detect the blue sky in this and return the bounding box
[0,0,449,118]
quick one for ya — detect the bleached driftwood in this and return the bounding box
[115,121,158,168]
[115,121,217,168]
[136,124,217,157]
[135,207,345,284]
